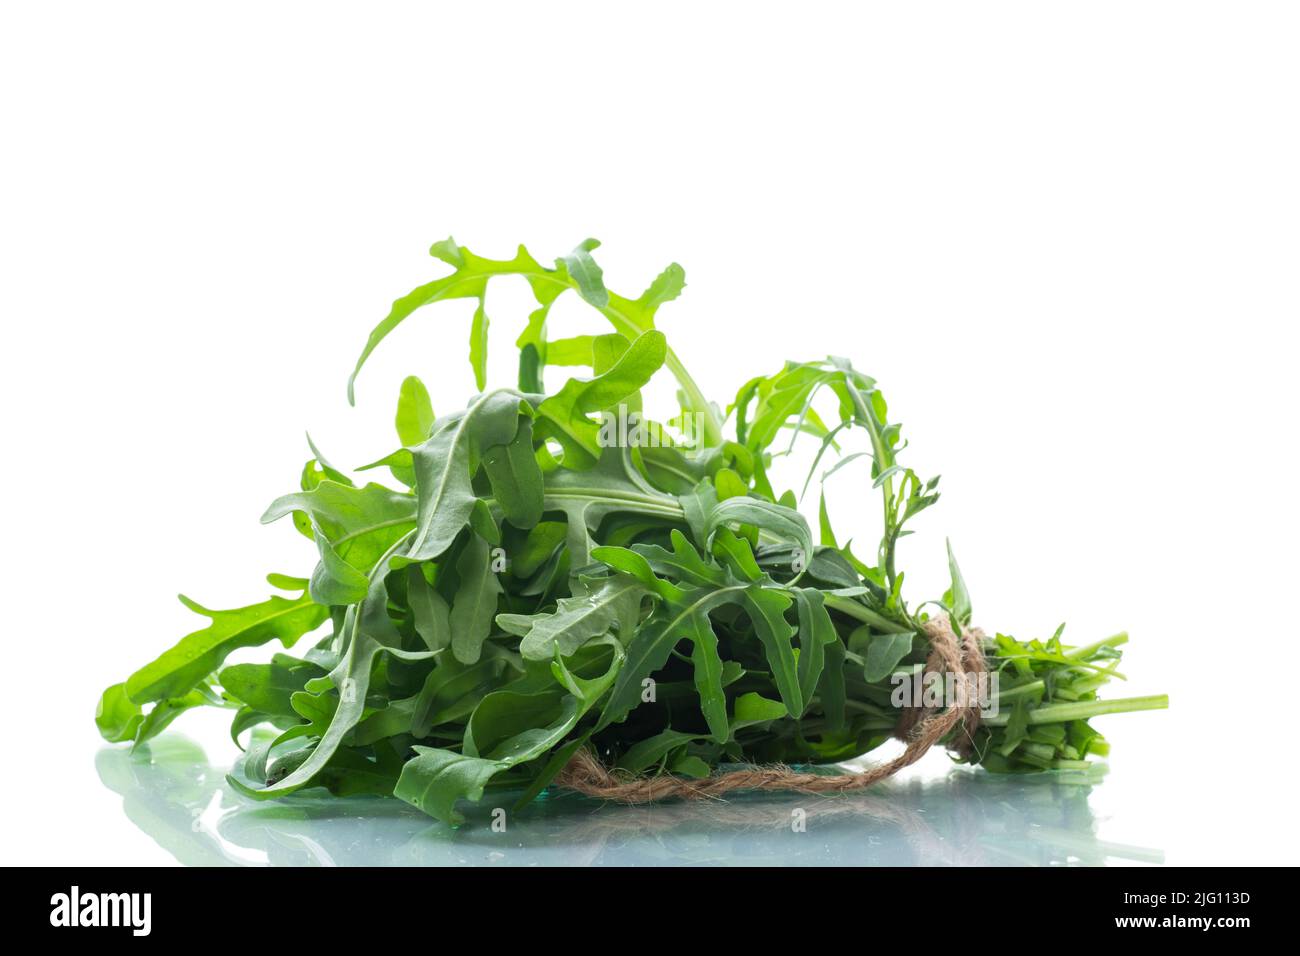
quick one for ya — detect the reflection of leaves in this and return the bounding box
[99,740,1165,867]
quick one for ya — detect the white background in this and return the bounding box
[2,1,1297,865]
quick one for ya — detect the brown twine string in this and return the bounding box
[554,616,987,803]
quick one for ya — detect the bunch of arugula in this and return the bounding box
[96,239,1167,824]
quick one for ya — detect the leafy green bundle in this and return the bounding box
[96,238,1167,824]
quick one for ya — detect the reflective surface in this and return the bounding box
[96,736,1164,867]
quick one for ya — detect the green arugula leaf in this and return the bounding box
[219,660,318,717]
[407,390,524,561]
[542,445,683,572]
[347,238,721,443]
[469,297,490,390]
[122,580,327,705]
[229,549,436,801]
[597,582,748,733]
[616,728,701,773]
[407,565,451,652]
[945,538,972,625]
[262,482,416,604]
[536,330,667,468]
[94,683,144,743]
[482,416,544,529]
[392,748,503,826]
[704,495,813,563]
[395,375,435,446]
[863,628,915,683]
[449,534,505,664]
[497,574,644,661]
[732,691,787,730]
[396,638,623,823]
[793,588,836,713]
[740,586,803,717]
[556,238,609,308]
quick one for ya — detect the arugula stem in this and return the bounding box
[845,385,898,589]
[824,594,906,630]
[1064,632,1129,659]
[995,680,1046,701]
[981,694,1168,727]
[663,351,724,447]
